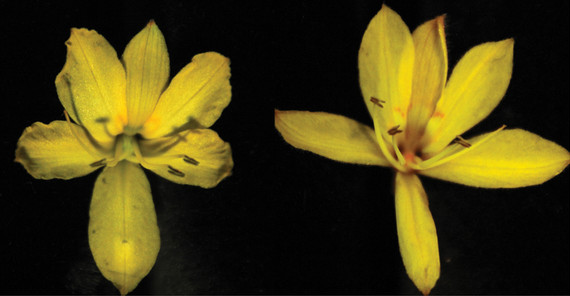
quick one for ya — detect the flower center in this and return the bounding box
[385,124,425,173]
[123,125,142,137]
[114,134,138,162]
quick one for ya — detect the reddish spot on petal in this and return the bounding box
[432,111,445,118]
[394,106,406,118]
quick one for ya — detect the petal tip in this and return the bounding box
[499,38,515,50]
[435,14,446,28]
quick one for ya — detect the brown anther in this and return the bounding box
[89,158,107,168]
[387,125,403,136]
[453,135,471,148]
[167,165,185,177]
[183,155,199,165]
[370,97,385,108]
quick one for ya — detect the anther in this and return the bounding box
[89,158,107,168]
[453,135,471,148]
[183,155,199,166]
[167,165,185,177]
[388,125,403,136]
[370,97,385,108]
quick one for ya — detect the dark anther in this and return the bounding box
[370,97,386,108]
[183,155,199,165]
[453,135,471,148]
[167,165,185,177]
[388,125,403,136]
[89,158,107,167]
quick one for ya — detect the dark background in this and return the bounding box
[1,0,568,294]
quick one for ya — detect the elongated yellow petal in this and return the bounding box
[89,161,160,295]
[395,172,440,295]
[406,15,447,139]
[359,4,414,137]
[55,28,127,142]
[123,20,169,132]
[139,128,233,188]
[275,110,390,167]
[420,129,570,188]
[142,52,231,138]
[422,39,514,154]
[15,120,112,180]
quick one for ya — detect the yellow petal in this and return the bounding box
[139,128,233,188]
[123,20,169,132]
[423,39,514,154]
[420,129,570,188]
[275,110,390,167]
[359,4,414,136]
[89,161,160,295]
[15,120,112,180]
[406,15,447,138]
[395,172,440,295]
[55,28,127,142]
[141,52,231,139]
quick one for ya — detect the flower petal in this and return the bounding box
[123,20,169,132]
[420,129,570,188]
[422,39,514,154]
[15,120,112,180]
[395,172,440,295]
[275,110,390,167]
[55,28,127,142]
[359,4,414,136]
[141,52,231,139]
[89,161,160,295]
[139,128,233,188]
[406,15,447,138]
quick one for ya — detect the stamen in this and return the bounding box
[418,125,506,170]
[370,97,385,108]
[391,135,406,166]
[167,165,185,177]
[132,140,149,166]
[89,158,107,168]
[183,155,199,165]
[133,144,193,177]
[63,110,105,161]
[453,135,471,148]
[388,125,403,136]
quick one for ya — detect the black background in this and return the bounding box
[1,0,568,294]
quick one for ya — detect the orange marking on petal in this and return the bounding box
[394,106,406,118]
[432,111,445,118]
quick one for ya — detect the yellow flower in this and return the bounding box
[275,5,569,295]
[15,21,233,295]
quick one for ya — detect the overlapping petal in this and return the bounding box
[15,120,112,180]
[359,4,414,136]
[55,28,127,142]
[141,52,231,139]
[139,128,233,188]
[275,110,389,166]
[395,172,440,295]
[123,20,169,132]
[420,129,570,188]
[406,15,447,138]
[422,39,514,154]
[89,161,160,295]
